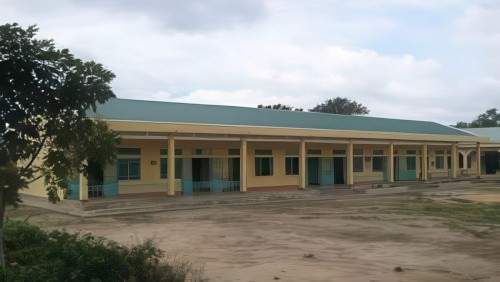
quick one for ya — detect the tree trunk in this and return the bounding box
[0,188,5,268]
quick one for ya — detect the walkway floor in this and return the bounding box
[20,178,497,217]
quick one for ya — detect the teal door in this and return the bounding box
[333,157,345,184]
[398,156,417,180]
[308,158,320,185]
[320,158,334,186]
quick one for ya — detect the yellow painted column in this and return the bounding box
[240,139,247,192]
[79,171,88,201]
[422,144,428,181]
[347,142,354,187]
[476,142,481,178]
[451,143,458,179]
[388,143,394,183]
[299,139,306,189]
[167,135,176,196]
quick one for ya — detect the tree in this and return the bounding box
[0,23,119,266]
[257,104,303,111]
[309,97,369,115]
[455,108,500,128]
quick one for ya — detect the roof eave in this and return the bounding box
[97,118,484,143]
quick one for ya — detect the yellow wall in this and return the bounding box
[24,171,48,198]
[20,134,498,200]
[247,142,300,188]
[427,146,451,179]
[353,145,387,183]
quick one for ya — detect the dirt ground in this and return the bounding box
[8,183,500,282]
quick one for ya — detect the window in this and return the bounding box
[118,148,141,155]
[435,156,445,169]
[160,158,183,179]
[307,149,321,155]
[447,156,451,169]
[372,150,384,172]
[353,149,364,172]
[118,159,140,180]
[333,150,346,155]
[160,148,183,156]
[354,157,364,172]
[255,149,273,176]
[194,148,208,155]
[435,150,445,170]
[354,149,364,156]
[285,157,299,175]
[118,147,141,180]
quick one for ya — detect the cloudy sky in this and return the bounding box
[2,0,500,124]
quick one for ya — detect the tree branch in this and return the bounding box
[26,173,45,184]
[21,136,47,174]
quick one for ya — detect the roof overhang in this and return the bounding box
[101,119,487,143]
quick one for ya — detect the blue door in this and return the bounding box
[320,158,334,186]
[308,158,320,185]
[398,156,417,180]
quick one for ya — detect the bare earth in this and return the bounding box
[9,183,500,282]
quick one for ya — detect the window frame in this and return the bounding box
[285,156,299,175]
[118,158,141,180]
[117,147,141,181]
[160,158,183,179]
[255,149,273,176]
[435,155,445,170]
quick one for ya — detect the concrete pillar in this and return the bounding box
[167,135,176,196]
[79,171,88,201]
[347,142,354,187]
[299,139,306,189]
[388,143,394,183]
[476,142,481,178]
[462,152,467,170]
[422,144,428,181]
[451,143,458,178]
[240,139,247,192]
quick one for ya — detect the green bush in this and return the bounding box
[0,221,193,282]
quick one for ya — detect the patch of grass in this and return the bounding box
[449,198,474,204]
[443,221,494,238]
[387,197,500,225]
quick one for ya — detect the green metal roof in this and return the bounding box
[91,98,473,136]
[465,128,500,143]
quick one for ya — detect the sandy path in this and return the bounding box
[53,197,500,282]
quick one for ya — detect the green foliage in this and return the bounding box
[309,97,369,115]
[257,104,304,111]
[0,23,119,204]
[0,221,191,282]
[455,108,500,128]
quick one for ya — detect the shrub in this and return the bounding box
[0,221,193,282]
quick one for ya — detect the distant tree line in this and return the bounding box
[258,97,370,115]
[257,104,303,112]
[455,108,500,128]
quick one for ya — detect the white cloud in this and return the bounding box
[2,0,500,125]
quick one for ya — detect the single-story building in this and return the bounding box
[23,98,494,200]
